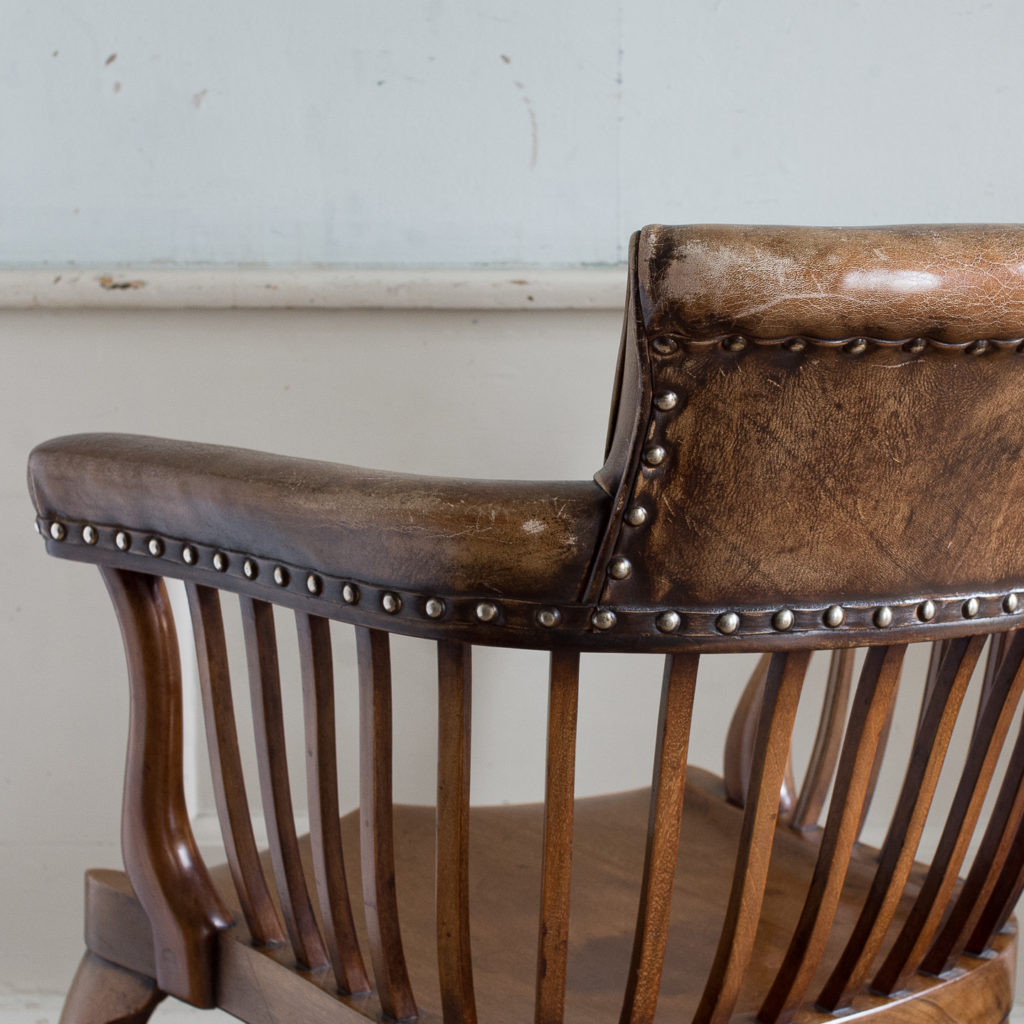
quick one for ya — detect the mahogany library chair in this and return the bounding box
[29,224,1024,1024]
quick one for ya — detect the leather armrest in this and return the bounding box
[28,433,608,602]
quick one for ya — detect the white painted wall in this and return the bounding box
[5,0,1024,268]
[4,0,1024,1010]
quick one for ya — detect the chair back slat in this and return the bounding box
[973,632,1011,742]
[816,633,985,1011]
[923,678,1024,972]
[356,626,418,1021]
[723,654,770,808]
[436,641,477,1024]
[758,644,905,1024]
[619,653,698,1024]
[240,597,329,970]
[535,650,580,1024]
[185,583,284,947]
[965,808,1024,953]
[873,629,1024,994]
[789,649,855,831]
[297,613,370,995]
[694,650,809,1024]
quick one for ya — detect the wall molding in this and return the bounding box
[0,266,626,311]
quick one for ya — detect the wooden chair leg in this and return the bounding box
[59,951,165,1024]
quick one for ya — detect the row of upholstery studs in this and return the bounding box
[597,386,681,585]
[47,520,1017,638]
[43,521,569,629]
[588,593,1022,635]
[648,335,1012,357]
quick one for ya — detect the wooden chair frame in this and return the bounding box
[31,224,1024,1024]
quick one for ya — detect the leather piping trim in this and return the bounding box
[582,231,652,605]
[37,515,1024,653]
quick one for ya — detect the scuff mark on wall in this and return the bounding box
[500,56,538,170]
[98,275,145,291]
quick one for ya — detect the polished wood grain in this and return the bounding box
[436,641,477,1024]
[759,645,905,1024]
[357,625,418,1021]
[723,653,769,808]
[241,597,329,971]
[923,655,1024,972]
[186,583,284,947]
[59,951,165,1024]
[100,568,229,1006]
[619,653,698,1024]
[873,629,1024,993]
[85,770,1018,1024]
[695,650,809,1024]
[816,634,985,1012]
[536,649,580,1024]
[298,613,370,995]
[789,649,854,831]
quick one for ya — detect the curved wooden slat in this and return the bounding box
[619,653,698,1024]
[759,644,904,1024]
[815,634,985,1012]
[694,650,809,1024]
[923,649,1024,972]
[101,569,230,1006]
[357,626,417,1021]
[973,632,1009,741]
[966,808,1024,953]
[536,649,581,1024]
[240,597,329,971]
[723,654,769,808]
[789,648,855,832]
[298,613,370,995]
[436,641,477,1024]
[185,583,283,947]
[873,629,1024,993]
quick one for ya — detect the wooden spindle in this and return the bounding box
[619,653,698,1024]
[436,641,477,1024]
[536,649,581,1024]
[965,808,1024,953]
[241,597,329,971]
[972,632,1009,743]
[298,613,370,995]
[694,650,809,1024]
[724,654,769,808]
[357,626,417,1021]
[185,583,284,947]
[872,629,1024,994]
[789,648,855,831]
[759,645,904,1024]
[923,649,1024,973]
[815,634,984,1012]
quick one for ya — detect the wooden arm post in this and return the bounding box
[101,568,230,1006]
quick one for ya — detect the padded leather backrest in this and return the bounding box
[593,225,1024,640]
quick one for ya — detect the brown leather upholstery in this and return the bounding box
[28,225,1024,651]
[28,434,608,602]
[638,224,1024,342]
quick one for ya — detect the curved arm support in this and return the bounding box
[101,567,230,1006]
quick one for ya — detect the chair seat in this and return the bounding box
[81,767,1015,1024]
